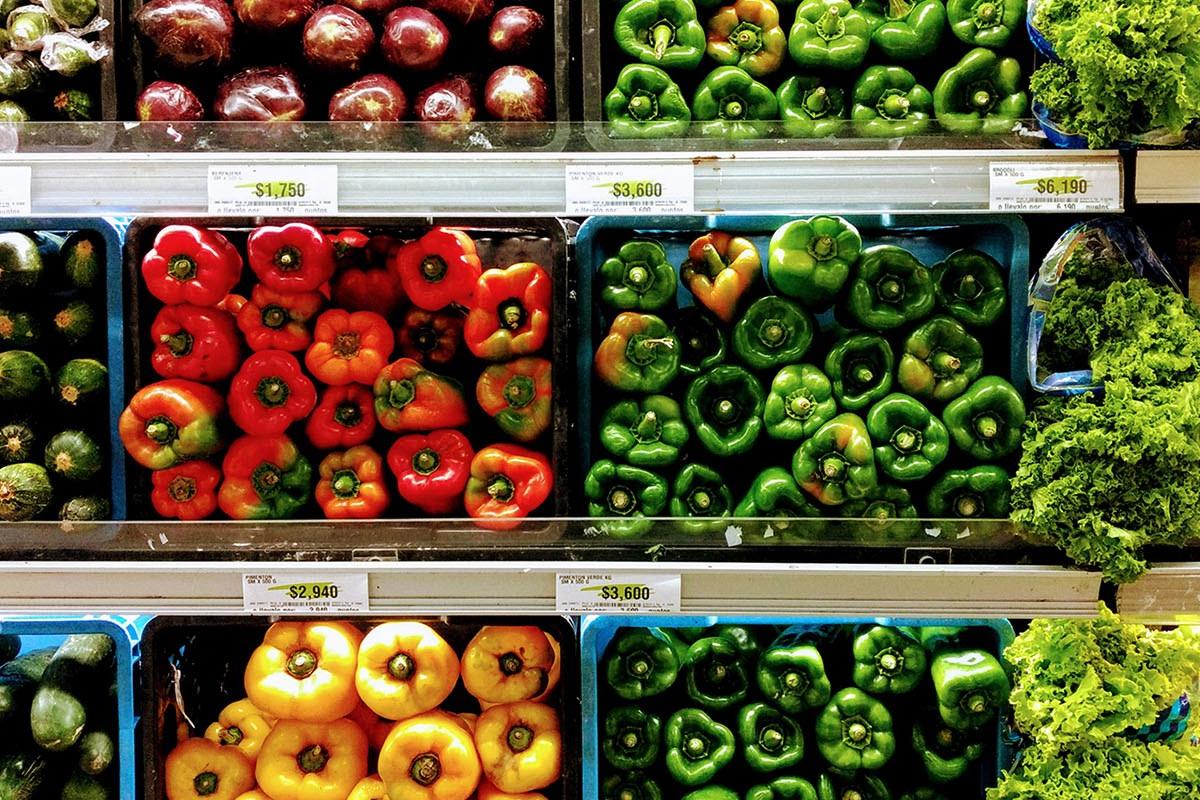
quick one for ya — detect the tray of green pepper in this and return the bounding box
[574,214,1029,542]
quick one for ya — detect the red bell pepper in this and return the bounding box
[389,227,482,311]
[315,445,389,519]
[304,309,394,386]
[218,435,313,519]
[387,429,474,515]
[328,228,370,267]
[150,460,221,520]
[247,222,336,293]
[476,357,552,442]
[372,357,470,433]
[228,350,317,436]
[464,444,554,530]
[118,379,225,470]
[219,293,248,316]
[396,307,463,366]
[367,233,402,266]
[141,225,242,307]
[237,285,324,353]
[306,384,376,450]
[150,303,241,382]
[332,266,404,317]
[464,262,552,361]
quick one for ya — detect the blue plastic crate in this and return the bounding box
[581,614,1017,798]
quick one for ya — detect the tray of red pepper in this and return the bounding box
[119,217,569,531]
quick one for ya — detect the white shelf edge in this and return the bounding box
[1136,152,1200,205]
[1116,562,1200,622]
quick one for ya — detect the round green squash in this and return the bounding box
[61,232,102,291]
[0,350,49,401]
[0,462,52,521]
[0,232,43,293]
[52,301,96,346]
[55,359,107,409]
[44,430,102,481]
[59,496,110,521]
[0,423,35,463]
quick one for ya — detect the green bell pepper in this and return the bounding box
[692,66,779,139]
[932,47,1028,135]
[599,239,678,311]
[682,788,739,800]
[605,63,693,139]
[917,626,967,652]
[757,636,832,713]
[685,365,765,457]
[670,462,734,534]
[600,395,691,467]
[866,393,950,481]
[767,215,862,309]
[676,307,728,376]
[946,0,1023,47]
[851,625,928,695]
[817,773,892,800]
[603,771,664,800]
[764,364,839,441]
[714,624,762,661]
[840,485,921,540]
[912,710,983,784]
[932,249,1006,328]
[858,0,947,61]
[705,0,788,77]
[747,777,819,800]
[684,635,752,709]
[846,245,936,330]
[733,296,816,370]
[930,648,1011,730]
[614,0,706,70]
[595,312,681,393]
[777,75,847,138]
[898,789,948,800]
[896,316,982,403]
[941,376,1024,461]
[585,459,670,538]
[603,706,662,771]
[735,466,822,521]
[738,702,805,772]
[926,465,1010,518]
[815,687,896,771]
[825,334,894,411]
[851,66,934,137]
[788,0,871,71]
[792,412,878,506]
[604,627,686,699]
[664,708,737,786]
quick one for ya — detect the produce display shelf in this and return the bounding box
[1134,152,1200,205]
[1115,563,1200,623]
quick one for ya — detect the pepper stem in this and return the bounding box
[251,463,282,499]
[412,448,440,475]
[892,426,922,454]
[843,791,864,800]
[420,255,448,282]
[815,5,845,41]
[410,754,441,787]
[627,91,658,122]
[758,319,787,348]
[297,745,328,774]
[954,493,982,518]
[687,487,714,515]
[256,377,291,408]
[879,91,911,120]
[957,273,982,300]
[846,720,869,744]
[145,415,178,445]
[608,486,636,515]
[650,20,675,60]
[193,772,218,797]
[888,0,914,18]
[507,724,534,753]
[621,730,640,751]
[809,235,837,261]
[286,648,318,679]
[333,402,362,428]
[972,89,994,111]
[487,475,515,503]
[624,263,651,291]
[707,662,728,683]
[627,335,674,366]
[498,300,526,332]
[820,455,848,481]
[168,475,197,502]
[804,86,831,118]
[333,331,361,359]
[783,671,806,691]
[500,652,523,675]
[877,277,904,302]
[787,392,815,419]
[732,21,764,54]
[626,652,652,677]
[931,351,961,374]
[974,413,1000,440]
[759,725,785,752]
[851,363,875,386]
[877,649,902,675]
[160,332,193,356]
[634,411,661,443]
[684,735,708,759]
[167,255,197,281]
[712,397,739,424]
[722,97,746,120]
[963,692,989,714]
[274,246,301,272]
[974,0,1000,26]
[388,652,414,680]
[331,469,361,499]
[262,305,288,329]
[217,726,243,746]
[504,375,536,408]
[701,243,728,278]
[387,379,415,410]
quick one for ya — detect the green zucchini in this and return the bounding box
[0,750,48,800]
[59,496,111,521]
[52,301,95,346]
[0,309,39,347]
[76,730,115,776]
[0,423,36,463]
[0,232,43,293]
[0,633,18,663]
[30,683,87,752]
[0,646,54,724]
[44,431,103,482]
[0,350,49,401]
[61,232,102,291]
[41,633,115,688]
[55,359,107,409]
[0,463,52,521]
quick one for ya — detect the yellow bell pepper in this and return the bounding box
[477,780,548,800]
[461,627,555,705]
[356,621,460,720]
[348,702,393,753]
[346,775,387,800]
[234,791,272,800]
[474,702,561,794]
[378,711,482,800]
[245,621,363,723]
[204,699,276,765]
[457,712,478,734]
[255,719,368,800]
[166,738,256,800]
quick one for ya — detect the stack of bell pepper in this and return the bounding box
[165,620,565,800]
[584,216,1026,538]
[603,0,1030,139]
[598,621,1011,800]
[121,222,556,526]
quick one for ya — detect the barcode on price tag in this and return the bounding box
[565,163,694,215]
[989,161,1121,212]
[209,165,338,215]
[243,572,369,614]
[0,167,32,215]
[556,572,681,614]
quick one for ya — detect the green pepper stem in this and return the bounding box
[815,5,845,41]
[167,255,197,282]
[759,725,785,752]
[820,455,847,481]
[974,413,1000,440]
[500,652,523,676]
[722,97,746,120]
[701,243,728,278]
[626,652,652,677]
[847,721,869,743]
[712,397,740,424]
[498,300,526,332]
[193,772,218,797]
[931,351,961,374]
[627,92,658,122]
[787,391,815,420]
[145,416,178,445]
[877,277,904,302]
[843,791,864,800]
[274,246,301,272]
[879,92,911,120]
[651,20,675,60]
[972,89,993,110]
[262,305,287,329]
[804,86,831,118]
[957,273,982,300]
[783,671,805,690]
[634,411,660,443]
[963,692,989,714]
[624,263,651,290]
[507,724,534,753]
[851,363,875,385]
[388,652,415,680]
[217,726,243,746]
[257,377,290,408]
[420,255,448,282]
[286,648,318,679]
[331,469,361,499]
[388,379,415,410]
[888,0,914,18]
[333,402,362,428]
[160,332,193,356]
[954,493,982,518]
[621,730,641,751]
[503,374,536,409]
[877,649,901,675]
[608,486,636,515]
[684,734,708,759]
[892,427,921,454]
[487,475,516,503]
[410,754,441,787]
[687,488,714,515]
[412,448,440,475]
[758,319,787,348]
[974,1,1000,26]
[731,21,764,54]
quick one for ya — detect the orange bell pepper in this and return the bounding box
[464,263,551,361]
[346,775,387,800]
[355,621,461,721]
[378,711,482,800]
[204,698,276,765]
[166,738,256,800]
[244,621,363,723]
[315,446,389,519]
[255,719,368,800]
[477,779,548,800]
[305,309,395,386]
[463,445,554,531]
[475,702,561,794]
[457,713,478,734]
[461,627,555,705]
[348,702,393,753]
[479,630,561,712]
[680,231,761,324]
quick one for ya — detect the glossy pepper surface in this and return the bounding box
[815,687,896,771]
[851,66,933,137]
[733,296,815,369]
[151,303,240,382]
[142,225,242,307]
[378,711,480,800]
[604,63,692,139]
[603,706,661,771]
[228,350,317,436]
[933,48,1028,135]
[345,776,387,800]
[677,307,728,376]
[866,393,949,481]
[817,772,891,800]
[614,0,706,70]
[841,485,921,540]
[584,459,670,538]
[462,625,556,704]
[218,435,313,520]
[664,708,736,787]
[464,444,553,530]
[476,701,561,793]
[685,365,765,456]
[388,429,474,515]
[306,384,376,450]
[670,462,734,534]
[392,228,482,312]
[204,698,275,766]
[734,466,820,519]
[746,777,819,800]
[373,358,470,433]
[333,266,403,319]
[357,622,459,721]
[705,0,787,77]
[119,379,224,469]
[846,245,935,330]
[692,66,778,139]
[604,627,684,700]
[305,310,393,386]
[788,0,871,71]
[932,249,1006,327]
[238,285,323,353]
[602,773,663,800]
[896,316,982,402]
[947,0,1022,47]
[465,263,552,360]
[245,621,363,723]
[793,412,878,506]
[756,634,832,713]
[825,334,893,411]
[926,465,1010,518]
[247,223,336,294]
[315,446,388,519]
[680,232,760,324]
[595,312,680,392]
[912,711,982,784]
[397,308,463,366]
[738,702,804,772]
[477,357,552,442]
[941,376,1024,460]
[778,75,846,138]
[858,0,947,60]
[151,460,221,520]
[764,364,837,441]
[684,634,754,710]
[852,625,927,694]
[768,216,861,309]
[600,394,689,467]
[165,737,255,800]
[599,239,677,312]
[930,648,1010,730]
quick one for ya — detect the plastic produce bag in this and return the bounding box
[42,0,97,28]
[6,5,56,50]
[0,50,45,95]
[39,31,106,76]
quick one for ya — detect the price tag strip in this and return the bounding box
[209,165,339,215]
[556,572,681,614]
[565,163,694,215]
[0,166,32,215]
[243,572,369,614]
[989,160,1121,213]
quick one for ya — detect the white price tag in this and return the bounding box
[565,163,694,215]
[242,572,369,614]
[556,572,681,614]
[989,161,1121,212]
[0,167,32,215]
[209,165,338,215]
